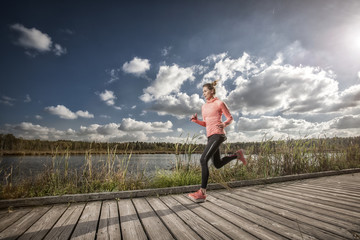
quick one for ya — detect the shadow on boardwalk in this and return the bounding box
[0,172,359,239]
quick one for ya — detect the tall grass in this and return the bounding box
[0,135,359,199]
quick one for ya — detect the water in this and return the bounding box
[0,154,201,183]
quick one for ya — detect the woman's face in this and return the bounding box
[203,86,214,100]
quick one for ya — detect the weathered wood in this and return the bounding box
[97,200,121,240]
[264,185,360,219]
[297,182,360,195]
[160,195,230,240]
[0,207,31,232]
[118,199,147,240]
[240,187,360,232]
[146,197,201,240]
[18,204,68,240]
[43,203,85,240]
[0,172,359,239]
[173,195,260,240]
[220,190,347,240]
[258,186,360,224]
[0,206,50,240]
[207,193,312,240]
[283,184,360,201]
[132,198,174,240]
[70,201,102,240]
[265,185,360,212]
[234,188,354,239]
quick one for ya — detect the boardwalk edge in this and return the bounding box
[1,168,360,209]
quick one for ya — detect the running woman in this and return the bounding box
[188,80,246,202]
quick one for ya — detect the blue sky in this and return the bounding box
[1,0,360,143]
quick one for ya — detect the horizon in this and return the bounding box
[1,0,360,144]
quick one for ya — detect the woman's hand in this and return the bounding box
[217,122,225,129]
[190,113,198,122]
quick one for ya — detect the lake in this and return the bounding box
[0,154,202,184]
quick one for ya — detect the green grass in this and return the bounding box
[1,136,359,199]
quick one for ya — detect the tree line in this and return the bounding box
[0,133,359,155]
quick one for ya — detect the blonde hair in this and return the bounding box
[203,80,219,95]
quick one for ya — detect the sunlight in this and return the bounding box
[345,22,360,51]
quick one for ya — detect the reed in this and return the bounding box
[0,135,359,199]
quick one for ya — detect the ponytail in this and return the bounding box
[203,79,219,95]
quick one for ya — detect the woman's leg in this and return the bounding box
[212,148,237,169]
[200,134,226,189]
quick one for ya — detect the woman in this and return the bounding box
[188,80,246,202]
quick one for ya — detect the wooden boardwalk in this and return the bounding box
[0,173,359,240]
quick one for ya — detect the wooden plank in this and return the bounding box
[206,193,312,240]
[43,203,85,240]
[147,197,201,240]
[286,184,360,200]
[219,190,348,240]
[97,200,121,240]
[0,207,32,232]
[173,195,260,240]
[239,187,360,232]
[265,185,360,212]
[259,186,360,224]
[264,186,360,219]
[18,204,68,240]
[160,195,230,240]
[132,198,173,240]
[234,188,354,239]
[70,201,102,240]
[300,182,360,193]
[0,206,50,240]
[118,199,147,240]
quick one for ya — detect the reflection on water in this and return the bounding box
[0,154,201,183]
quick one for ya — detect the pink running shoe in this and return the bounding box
[188,189,206,202]
[236,149,247,165]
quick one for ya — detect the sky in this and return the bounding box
[1,0,360,144]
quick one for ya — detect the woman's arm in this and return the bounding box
[190,113,206,127]
[220,101,233,127]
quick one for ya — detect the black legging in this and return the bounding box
[200,134,237,189]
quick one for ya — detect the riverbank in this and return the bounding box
[0,150,180,156]
[1,168,359,209]
[1,135,359,200]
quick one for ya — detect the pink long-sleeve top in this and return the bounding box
[193,97,233,137]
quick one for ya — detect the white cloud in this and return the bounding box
[1,122,65,140]
[122,57,150,76]
[201,52,255,85]
[202,52,227,64]
[76,110,94,119]
[35,115,43,120]
[119,118,173,133]
[44,105,94,119]
[10,23,66,56]
[227,62,339,115]
[99,90,116,106]
[330,115,360,129]
[140,64,195,102]
[276,41,309,65]
[149,93,204,118]
[0,121,152,142]
[106,69,120,83]
[53,43,67,56]
[0,96,16,106]
[161,46,172,56]
[24,94,31,103]
[10,23,52,52]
